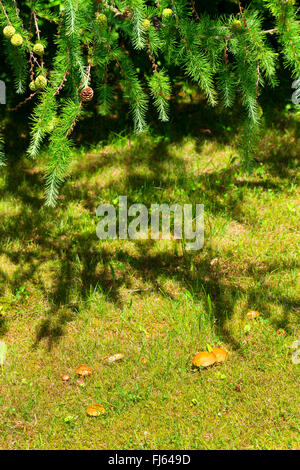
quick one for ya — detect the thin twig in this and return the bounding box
[8,92,37,111]
[0,0,10,23]
[32,7,44,70]
[146,41,158,74]
[55,69,70,96]
[189,1,200,22]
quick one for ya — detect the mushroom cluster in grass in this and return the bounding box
[192,347,229,368]
[76,364,93,377]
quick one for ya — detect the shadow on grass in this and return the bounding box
[0,97,299,349]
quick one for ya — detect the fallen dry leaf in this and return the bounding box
[104,353,124,363]
[292,349,300,365]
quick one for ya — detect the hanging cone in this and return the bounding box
[80,87,94,102]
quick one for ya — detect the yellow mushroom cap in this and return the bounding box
[246,311,260,319]
[192,351,217,368]
[75,364,93,376]
[87,404,106,416]
[212,347,228,363]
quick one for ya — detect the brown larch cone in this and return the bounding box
[80,87,94,102]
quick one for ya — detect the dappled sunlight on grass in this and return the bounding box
[0,111,299,449]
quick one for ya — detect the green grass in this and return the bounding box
[0,109,299,450]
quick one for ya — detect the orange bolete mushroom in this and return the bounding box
[246,311,260,319]
[192,351,217,368]
[212,347,228,363]
[75,365,93,377]
[87,404,106,417]
[61,374,71,382]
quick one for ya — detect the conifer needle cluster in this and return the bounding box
[0,0,299,205]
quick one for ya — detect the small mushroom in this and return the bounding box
[61,374,71,382]
[212,347,228,363]
[87,404,106,417]
[192,351,217,368]
[75,365,93,377]
[246,311,260,319]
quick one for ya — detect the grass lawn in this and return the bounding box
[0,104,299,450]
